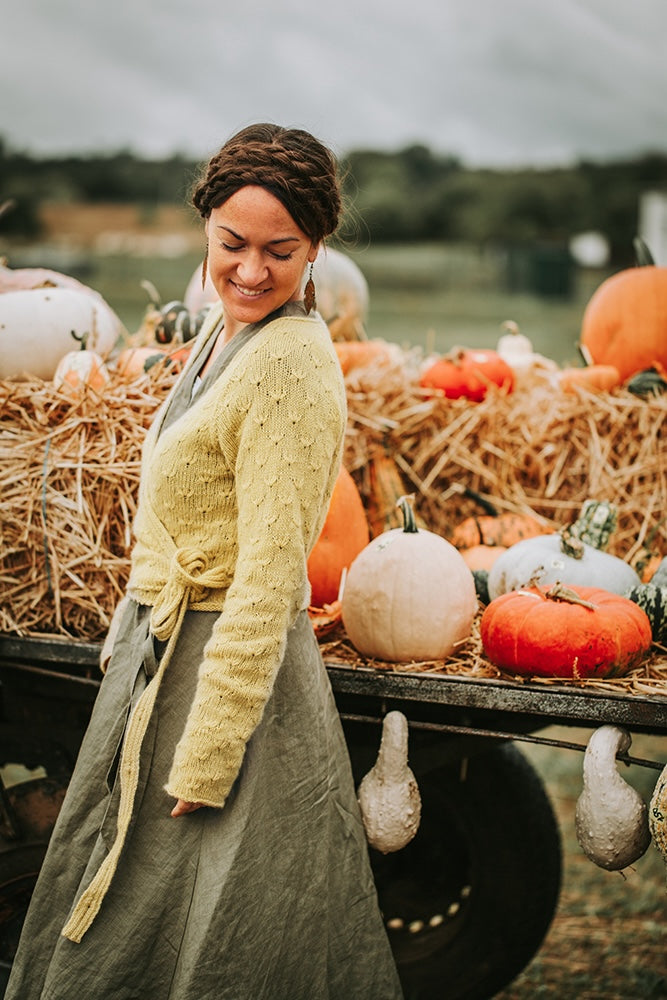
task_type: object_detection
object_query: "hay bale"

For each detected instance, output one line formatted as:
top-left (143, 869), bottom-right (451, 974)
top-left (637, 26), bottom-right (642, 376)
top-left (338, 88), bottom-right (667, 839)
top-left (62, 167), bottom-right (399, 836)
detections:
top-left (1, 346), bottom-right (666, 660)
top-left (0, 366), bottom-right (175, 639)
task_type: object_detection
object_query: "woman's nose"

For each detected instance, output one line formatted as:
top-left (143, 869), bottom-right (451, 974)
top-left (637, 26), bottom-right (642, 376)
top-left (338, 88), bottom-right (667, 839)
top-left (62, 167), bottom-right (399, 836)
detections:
top-left (236, 252), bottom-right (268, 286)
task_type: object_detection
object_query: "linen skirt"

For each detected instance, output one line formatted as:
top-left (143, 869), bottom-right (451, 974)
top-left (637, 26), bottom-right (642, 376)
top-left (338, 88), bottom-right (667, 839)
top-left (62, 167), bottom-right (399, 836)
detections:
top-left (6, 601), bottom-right (403, 1000)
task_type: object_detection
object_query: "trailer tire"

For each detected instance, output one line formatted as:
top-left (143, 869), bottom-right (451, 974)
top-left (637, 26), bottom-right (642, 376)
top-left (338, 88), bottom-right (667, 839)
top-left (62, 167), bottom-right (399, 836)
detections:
top-left (348, 734), bottom-right (561, 1000)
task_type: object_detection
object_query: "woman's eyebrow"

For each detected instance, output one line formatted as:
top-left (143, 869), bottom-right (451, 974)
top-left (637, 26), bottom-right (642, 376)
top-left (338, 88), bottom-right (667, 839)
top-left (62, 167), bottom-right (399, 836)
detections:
top-left (216, 225), bottom-right (301, 245)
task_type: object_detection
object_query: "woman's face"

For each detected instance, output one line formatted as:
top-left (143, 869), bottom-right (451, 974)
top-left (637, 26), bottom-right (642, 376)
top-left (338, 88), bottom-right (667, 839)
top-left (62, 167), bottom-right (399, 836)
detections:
top-left (205, 185), bottom-right (318, 338)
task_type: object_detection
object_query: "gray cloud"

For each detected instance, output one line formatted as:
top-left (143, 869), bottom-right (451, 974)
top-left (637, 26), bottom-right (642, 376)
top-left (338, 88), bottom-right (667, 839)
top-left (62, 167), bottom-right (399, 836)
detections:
top-left (2, 0), bottom-right (666, 165)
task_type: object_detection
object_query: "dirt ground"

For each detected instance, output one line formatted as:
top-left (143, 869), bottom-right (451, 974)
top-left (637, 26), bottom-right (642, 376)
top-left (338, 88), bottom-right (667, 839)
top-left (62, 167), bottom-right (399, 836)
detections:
top-left (495, 728), bottom-right (667, 999)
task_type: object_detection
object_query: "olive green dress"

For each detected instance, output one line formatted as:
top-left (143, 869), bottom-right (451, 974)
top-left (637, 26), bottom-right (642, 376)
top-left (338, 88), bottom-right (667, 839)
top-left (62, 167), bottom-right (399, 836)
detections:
top-left (6, 311), bottom-right (403, 1000)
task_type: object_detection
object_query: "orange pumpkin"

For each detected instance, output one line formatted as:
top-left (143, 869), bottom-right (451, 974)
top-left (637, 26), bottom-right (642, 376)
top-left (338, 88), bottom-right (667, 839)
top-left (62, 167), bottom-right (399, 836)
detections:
top-left (459, 544), bottom-right (507, 571)
top-left (307, 465), bottom-right (370, 607)
top-left (116, 346), bottom-right (170, 379)
top-left (557, 364), bottom-right (621, 394)
top-left (451, 512), bottom-right (552, 550)
top-left (420, 348), bottom-right (514, 402)
top-left (579, 265), bottom-right (667, 382)
top-left (481, 584), bottom-right (652, 679)
top-left (334, 339), bottom-right (392, 376)
top-left (53, 350), bottom-right (110, 397)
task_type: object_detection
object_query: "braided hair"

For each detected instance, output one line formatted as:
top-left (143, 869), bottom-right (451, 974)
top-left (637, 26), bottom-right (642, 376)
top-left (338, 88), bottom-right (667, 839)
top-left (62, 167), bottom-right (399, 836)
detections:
top-left (192, 124), bottom-right (342, 244)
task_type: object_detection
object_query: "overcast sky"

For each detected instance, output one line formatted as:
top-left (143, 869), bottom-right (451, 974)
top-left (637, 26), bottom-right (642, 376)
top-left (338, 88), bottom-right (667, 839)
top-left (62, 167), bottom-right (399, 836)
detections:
top-left (2, 0), bottom-right (666, 167)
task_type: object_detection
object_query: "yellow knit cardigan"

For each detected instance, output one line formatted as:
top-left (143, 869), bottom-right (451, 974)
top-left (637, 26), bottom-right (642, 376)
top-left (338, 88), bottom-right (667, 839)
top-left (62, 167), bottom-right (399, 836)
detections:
top-left (62, 304), bottom-right (346, 942)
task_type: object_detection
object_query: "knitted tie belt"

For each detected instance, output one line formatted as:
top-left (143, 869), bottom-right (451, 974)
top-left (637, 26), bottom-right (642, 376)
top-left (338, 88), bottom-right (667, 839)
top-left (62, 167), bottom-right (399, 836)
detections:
top-left (62, 547), bottom-right (231, 943)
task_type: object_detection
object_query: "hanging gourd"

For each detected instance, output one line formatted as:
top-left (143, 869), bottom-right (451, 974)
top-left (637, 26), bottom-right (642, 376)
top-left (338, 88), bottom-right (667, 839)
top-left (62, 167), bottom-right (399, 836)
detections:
top-left (53, 348), bottom-right (110, 398)
top-left (624, 556), bottom-right (667, 644)
top-left (575, 725), bottom-right (651, 871)
top-left (307, 465), bottom-right (370, 608)
top-left (579, 240), bottom-right (667, 382)
top-left (341, 495), bottom-right (477, 662)
top-left (480, 584), bottom-right (652, 679)
top-left (648, 763), bottom-right (667, 870)
top-left (357, 711), bottom-right (421, 854)
top-left (420, 347), bottom-right (514, 402)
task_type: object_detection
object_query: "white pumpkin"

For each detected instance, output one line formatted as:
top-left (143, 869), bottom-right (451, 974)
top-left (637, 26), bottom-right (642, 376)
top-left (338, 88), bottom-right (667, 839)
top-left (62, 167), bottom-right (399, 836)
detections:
top-left (487, 531), bottom-right (641, 601)
top-left (341, 496), bottom-right (477, 662)
top-left (0, 287), bottom-right (122, 380)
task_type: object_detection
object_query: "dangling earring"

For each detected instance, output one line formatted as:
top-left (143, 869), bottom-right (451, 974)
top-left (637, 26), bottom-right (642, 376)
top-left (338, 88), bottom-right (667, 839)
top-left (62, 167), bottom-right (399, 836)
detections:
top-left (201, 247), bottom-right (208, 291)
top-left (304, 262), bottom-right (316, 313)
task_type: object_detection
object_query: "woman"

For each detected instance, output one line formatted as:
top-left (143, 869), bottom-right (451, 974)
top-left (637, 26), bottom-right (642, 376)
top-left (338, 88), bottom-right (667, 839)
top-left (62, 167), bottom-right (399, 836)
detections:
top-left (6, 124), bottom-right (403, 1000)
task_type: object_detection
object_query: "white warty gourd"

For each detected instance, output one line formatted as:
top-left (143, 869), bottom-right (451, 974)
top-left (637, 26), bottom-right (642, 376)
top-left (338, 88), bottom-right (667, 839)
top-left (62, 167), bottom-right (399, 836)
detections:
top-left (575, 725), bottom-right (651, 871)
top-left (357, 711), bottom-right (421, 854)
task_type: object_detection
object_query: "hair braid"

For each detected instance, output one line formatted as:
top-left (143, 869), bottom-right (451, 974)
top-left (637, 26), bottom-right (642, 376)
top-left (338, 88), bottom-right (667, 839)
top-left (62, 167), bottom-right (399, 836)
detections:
top-left (192, 124), bottom-right (341, 243)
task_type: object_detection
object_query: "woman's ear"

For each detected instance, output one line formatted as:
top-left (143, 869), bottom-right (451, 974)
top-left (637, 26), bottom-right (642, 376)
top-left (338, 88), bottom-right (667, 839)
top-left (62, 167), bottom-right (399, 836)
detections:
top-left (308, 242), bottom-right (321, 264)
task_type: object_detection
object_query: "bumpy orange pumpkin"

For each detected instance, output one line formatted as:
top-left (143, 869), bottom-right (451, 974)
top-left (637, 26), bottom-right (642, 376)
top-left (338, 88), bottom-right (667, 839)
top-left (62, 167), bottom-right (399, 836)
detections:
top-left (481, 584), bottom-right (652, 679)
top-left (307, 465), bottom-right (369, 607)
top-left (451, 512), bottom-right (552, 550)
top-left (579, 265), bottom-right (667, 382)
top-left (420, 348), bottom-right (514, 402)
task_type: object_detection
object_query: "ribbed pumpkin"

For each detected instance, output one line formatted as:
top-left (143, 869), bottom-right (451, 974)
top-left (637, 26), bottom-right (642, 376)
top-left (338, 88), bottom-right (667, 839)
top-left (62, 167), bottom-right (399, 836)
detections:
top-left (420, 348), bottom-right (514, 402)
top-left (341, 496), bottom-right (477, 662)
top-left (307, 465), bottom-right (369, 607)
top-left (579, 265), bottom-right (667, 382)
top-left (450, 511), bottom-right (552, 550)
top-left (481, 584), bottom-right (652, 679)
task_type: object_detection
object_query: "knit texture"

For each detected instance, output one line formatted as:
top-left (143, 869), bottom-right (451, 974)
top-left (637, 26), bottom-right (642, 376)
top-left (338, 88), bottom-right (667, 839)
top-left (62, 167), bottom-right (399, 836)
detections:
top-left (129, 306), bottom-right (346, 807)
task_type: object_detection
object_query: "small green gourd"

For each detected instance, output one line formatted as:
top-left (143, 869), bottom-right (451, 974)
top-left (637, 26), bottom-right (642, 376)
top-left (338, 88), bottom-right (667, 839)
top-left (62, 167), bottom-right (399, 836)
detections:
top-left (625, 556), bottom-right (667, 644)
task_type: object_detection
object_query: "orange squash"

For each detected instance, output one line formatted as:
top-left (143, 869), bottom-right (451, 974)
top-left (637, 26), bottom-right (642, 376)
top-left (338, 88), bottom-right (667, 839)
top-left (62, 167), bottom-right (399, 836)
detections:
top-left (334, 339), bottom-right (392, 376)
top-left (579, 265), bottom-right (667, 382)
top-left (307, 465), bottom-right (370, 607)
top-left (557, 364), bottom-right (621, 394)
top-left (116, 346), bottom-right (170, 379)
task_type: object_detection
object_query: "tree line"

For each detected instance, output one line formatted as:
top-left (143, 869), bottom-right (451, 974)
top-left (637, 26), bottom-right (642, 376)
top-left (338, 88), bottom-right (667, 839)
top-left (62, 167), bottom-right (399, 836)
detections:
top-left (1, 137), bottom-right (666, 265)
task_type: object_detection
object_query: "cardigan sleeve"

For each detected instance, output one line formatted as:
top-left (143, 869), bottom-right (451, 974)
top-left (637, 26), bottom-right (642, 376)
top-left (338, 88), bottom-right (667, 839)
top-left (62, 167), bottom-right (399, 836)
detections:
top-left (165, 326), bottom-right (345, 807)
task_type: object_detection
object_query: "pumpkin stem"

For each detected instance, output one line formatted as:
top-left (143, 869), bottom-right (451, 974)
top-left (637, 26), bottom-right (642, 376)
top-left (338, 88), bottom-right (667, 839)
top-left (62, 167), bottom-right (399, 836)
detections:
top-left (633, 236), bottom-right (656, 267)
top-left (396, 494), bottom-right (419, 533)
top-left (545, 582), bottom-right (598, 610)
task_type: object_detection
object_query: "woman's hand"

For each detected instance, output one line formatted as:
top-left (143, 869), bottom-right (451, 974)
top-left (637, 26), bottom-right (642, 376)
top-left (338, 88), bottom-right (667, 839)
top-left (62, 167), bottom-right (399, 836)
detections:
top-left (171, 798), bottom-right (205, 817)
